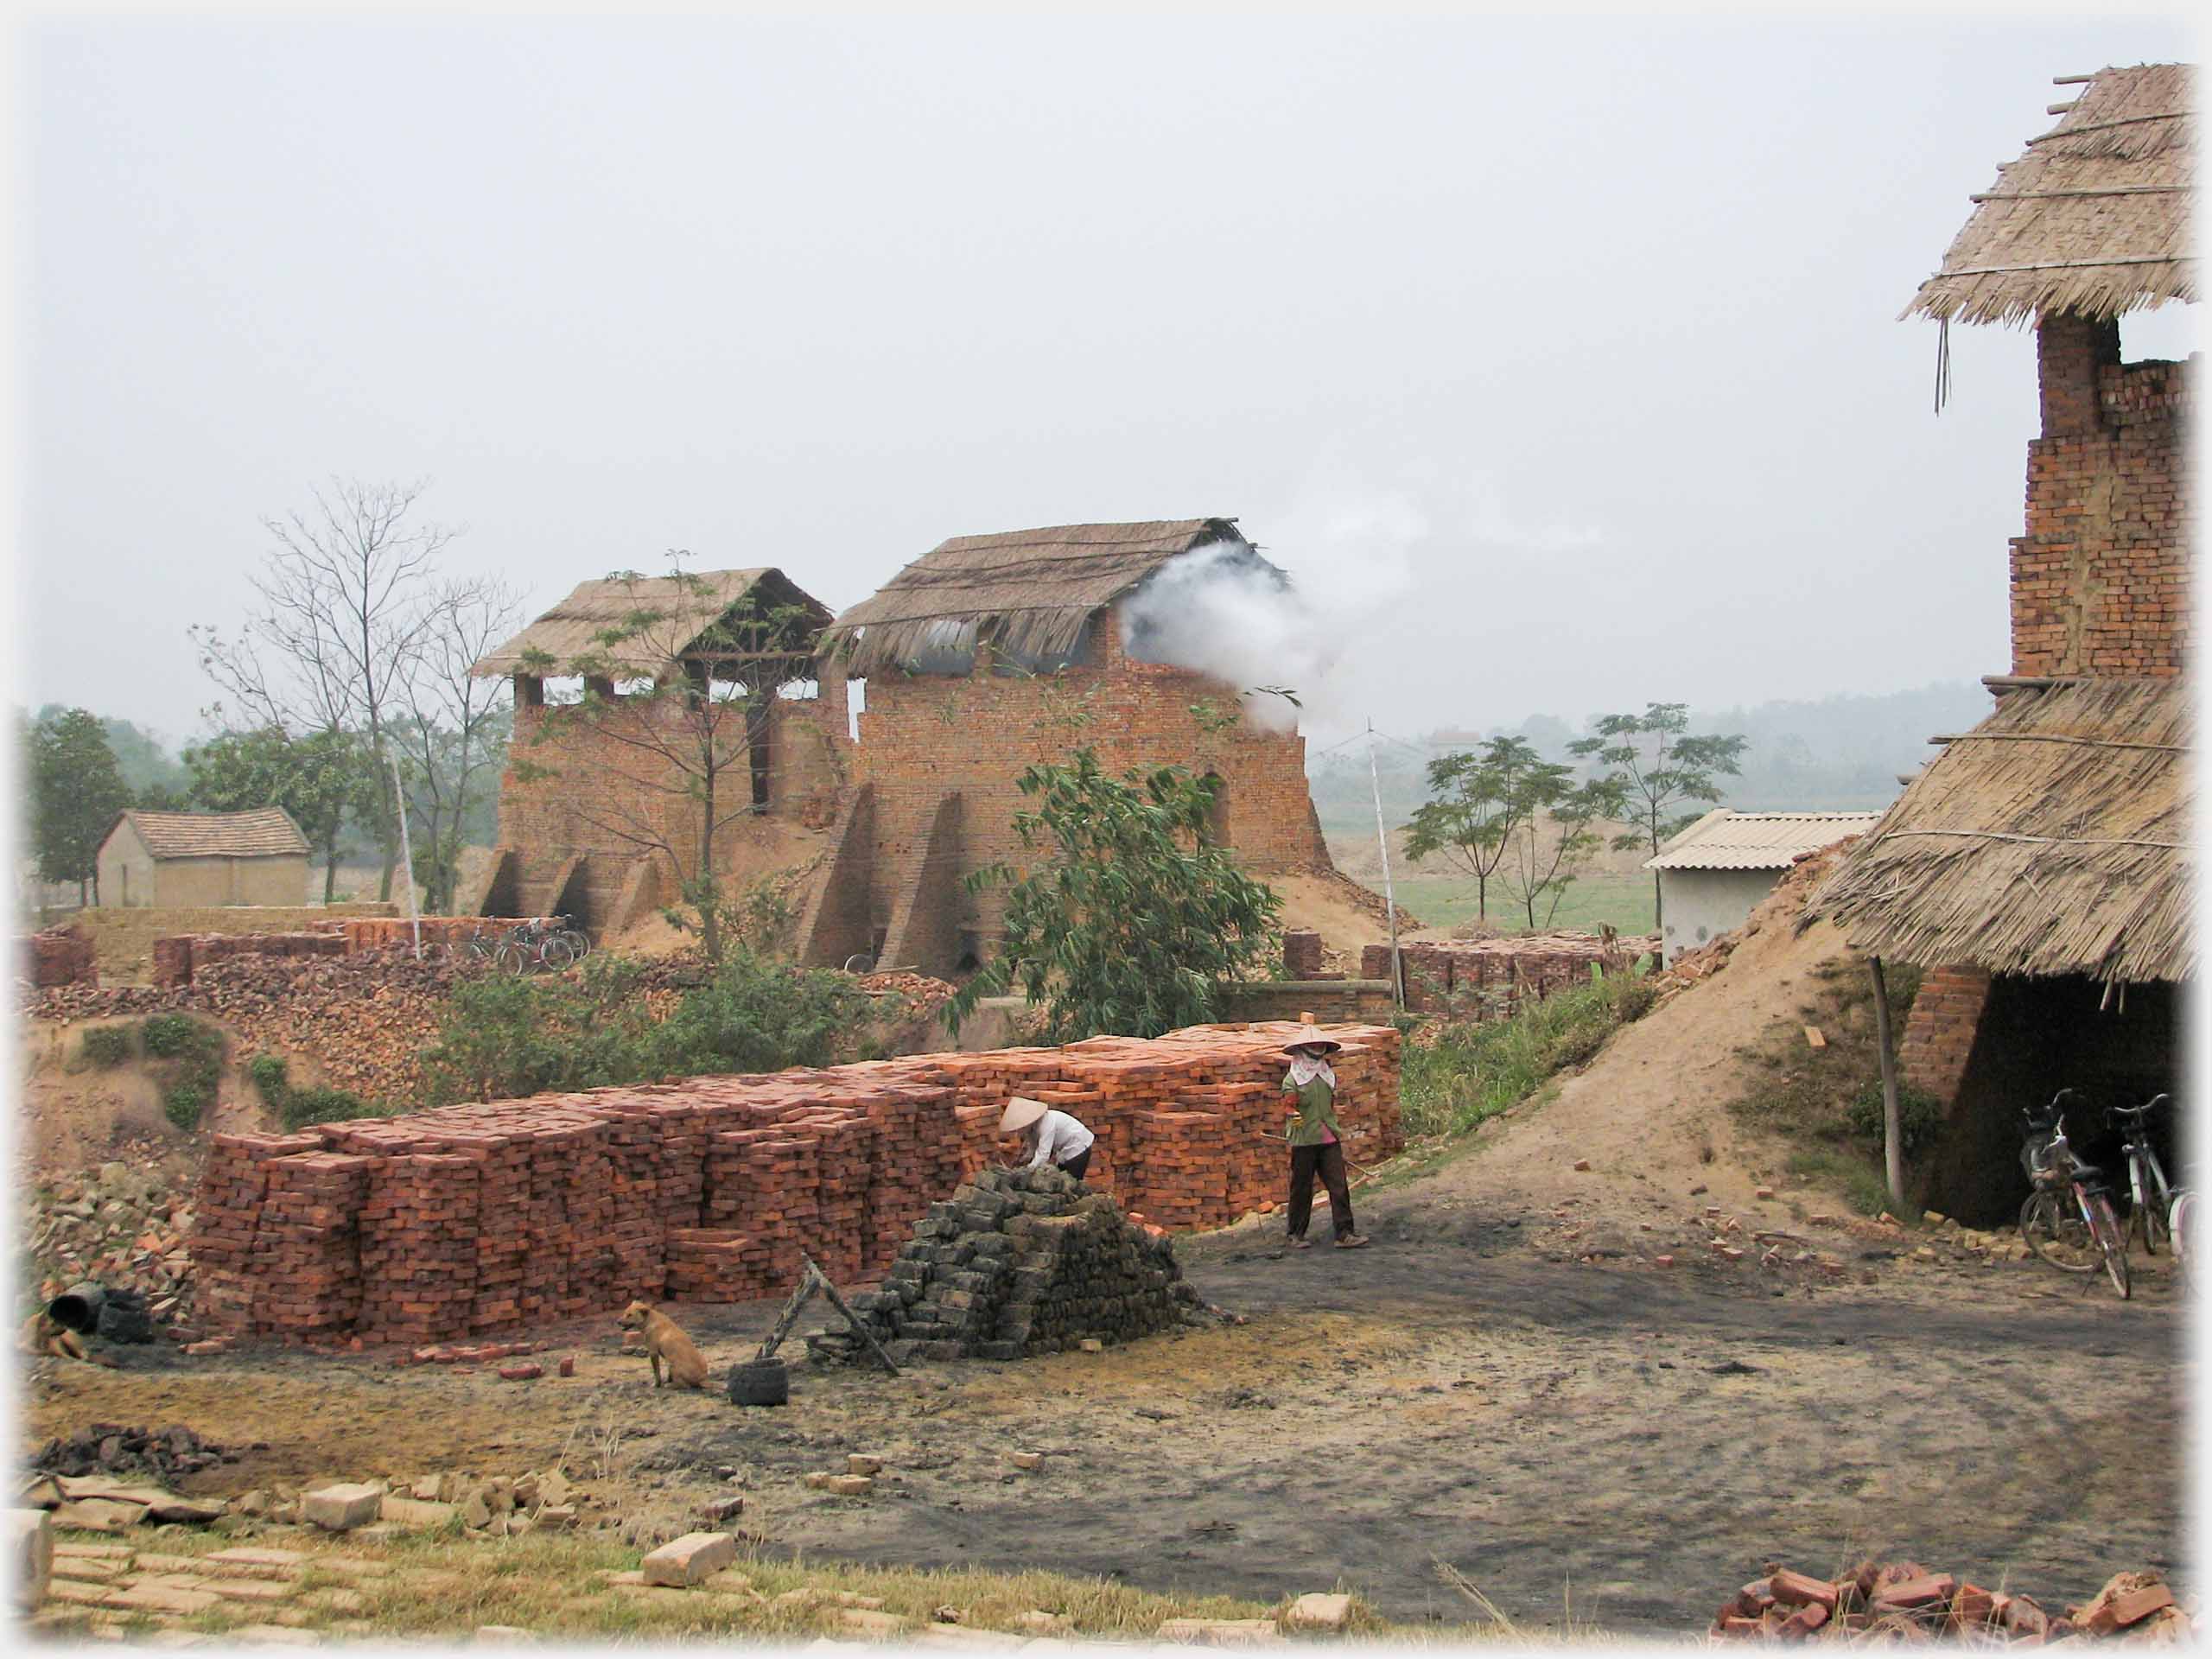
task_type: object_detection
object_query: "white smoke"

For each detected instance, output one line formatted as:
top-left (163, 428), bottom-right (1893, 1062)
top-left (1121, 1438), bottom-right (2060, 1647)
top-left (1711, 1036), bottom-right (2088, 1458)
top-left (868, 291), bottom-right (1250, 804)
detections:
top-left (1119, 541), bottom-right (1323, 732)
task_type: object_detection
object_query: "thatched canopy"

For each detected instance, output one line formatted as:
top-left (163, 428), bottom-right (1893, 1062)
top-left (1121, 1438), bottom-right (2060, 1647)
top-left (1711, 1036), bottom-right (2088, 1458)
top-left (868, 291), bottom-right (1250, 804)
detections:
top-left (1905, 62), bottom-right (2195, 326)
top-left (822, 518), bottom-right (1266, 677)
top-left (471, 569), bottom-right (833, 680)
top-left (1800, 679), bottom-right (2190, 983)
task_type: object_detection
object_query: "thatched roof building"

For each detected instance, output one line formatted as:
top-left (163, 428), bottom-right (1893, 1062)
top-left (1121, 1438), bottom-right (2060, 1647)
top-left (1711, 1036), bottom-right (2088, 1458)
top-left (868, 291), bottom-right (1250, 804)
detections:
top-left (1801, 679), bottom-right (2189, 984)
top-left (1905, 61), bottom-right (2194, 327)
top-left (471, 569), bottom-right (832, 680)
top-left (822, 518), bottom-right (1278, 677)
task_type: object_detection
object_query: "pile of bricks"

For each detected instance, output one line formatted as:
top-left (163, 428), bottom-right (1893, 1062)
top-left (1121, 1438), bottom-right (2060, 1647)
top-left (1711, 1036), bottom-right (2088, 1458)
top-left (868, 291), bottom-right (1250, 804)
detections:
top-left (1713, 1561), bottom-right (2190, 1644)
top-left (188, 1020), bottom-right (1399, 1347)
top-left (817, 1163), bottom-right (1199, 1363)
top-left (21, 925), bottom-right (99, 988)
top-left (1281, 930), bottom-right (1326, 979)
top-left (150, 929), bottom-right (348, 988)
top-left (1362, 933), bottom-right (1657, 1019)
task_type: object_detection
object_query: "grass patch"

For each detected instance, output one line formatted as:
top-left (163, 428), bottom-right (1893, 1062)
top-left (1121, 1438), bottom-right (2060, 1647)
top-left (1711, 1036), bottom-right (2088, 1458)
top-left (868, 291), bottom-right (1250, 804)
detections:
top-left (79, 1024), bottom-right (137, 1068)
top-left (246, 1052), bottom-right (397, 1130)
top-left (1724, 957), bottom-right (1925, 1216)
top-left (1386, 872), bottom-right (1656, 937)
top-left (42, 1524), bottom-right (1469, 1643)
top-left (1400, 969), bottom-right (1657, 1141)
top-left (137, 1013), bottom-right (225, 1133)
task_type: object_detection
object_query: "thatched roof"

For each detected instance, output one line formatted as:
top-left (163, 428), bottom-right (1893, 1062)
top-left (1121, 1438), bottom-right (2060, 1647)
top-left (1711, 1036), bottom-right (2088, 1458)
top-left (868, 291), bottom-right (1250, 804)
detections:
top-left (1647, 810), bottom-right (1884, 872)
top-left (821, 518), bottom-right (1262, 677)
top-left (106, 808), bottom-right (309, 861)
top-left (1799, 679), bottom-right (2190, 983)
top-left (1905, 62), bottom-right (2196, 326)
top-left (471, 569), bottom-right (832, 679)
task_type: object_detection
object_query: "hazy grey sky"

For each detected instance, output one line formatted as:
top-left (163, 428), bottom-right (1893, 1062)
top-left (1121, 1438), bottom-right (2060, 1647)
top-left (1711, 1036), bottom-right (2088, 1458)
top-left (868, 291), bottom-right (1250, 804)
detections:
top-left (16, 13), bottom-right (2200, 753)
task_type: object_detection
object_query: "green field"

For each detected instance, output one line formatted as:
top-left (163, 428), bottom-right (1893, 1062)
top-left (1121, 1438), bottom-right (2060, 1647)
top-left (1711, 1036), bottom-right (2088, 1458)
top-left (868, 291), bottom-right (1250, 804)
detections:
top-left (1381, 871), bottom-right (1657, 937)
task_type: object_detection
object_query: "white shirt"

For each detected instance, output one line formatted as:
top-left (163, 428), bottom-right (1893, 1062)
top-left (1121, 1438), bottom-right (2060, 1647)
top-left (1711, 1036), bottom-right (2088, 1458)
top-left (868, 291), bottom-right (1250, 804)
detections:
top-left (1025, 1109), bottom-right (1095, 1171)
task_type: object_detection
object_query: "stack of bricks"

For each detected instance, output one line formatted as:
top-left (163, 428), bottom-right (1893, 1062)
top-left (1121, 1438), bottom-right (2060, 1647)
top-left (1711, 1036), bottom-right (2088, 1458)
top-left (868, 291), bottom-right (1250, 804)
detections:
top-left (21, 925), bottom-right (98, 988)
top-left (1361, 934), bottom-right (1659, 1019)
top-left (190, 1020), bottom-right (1399, 1347)
top-left (1281, 929), bottom-right (1325, 979)
top-left (817, 1164), bottom-right (1200, 1364)
top-left (340, 917), bottom-right (537, 953)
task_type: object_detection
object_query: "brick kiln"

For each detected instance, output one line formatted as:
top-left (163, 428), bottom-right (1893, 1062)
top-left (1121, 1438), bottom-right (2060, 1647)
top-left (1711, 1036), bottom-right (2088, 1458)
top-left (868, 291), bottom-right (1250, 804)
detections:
top-left (809, 1166), bottom-right (1200, 1364)
top-left (190, 1020), bottom-right (1400, 1348)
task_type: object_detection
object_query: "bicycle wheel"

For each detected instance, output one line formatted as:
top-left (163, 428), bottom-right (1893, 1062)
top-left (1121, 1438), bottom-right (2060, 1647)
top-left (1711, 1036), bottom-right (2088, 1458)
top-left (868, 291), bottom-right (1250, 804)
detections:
top-left (495, 941), bottom-right (531, 976)
top-left (2088, 1192), bottom-right (2132, 1300)
top-left (2140, 1158), bottom-right (2173, 1255)
top-left (540, 936), bottom-right (578, 971)
top-left (2020, 1190), bottom-right (2097, 1273)
top-left (560, 929), bottom-right (591, 962)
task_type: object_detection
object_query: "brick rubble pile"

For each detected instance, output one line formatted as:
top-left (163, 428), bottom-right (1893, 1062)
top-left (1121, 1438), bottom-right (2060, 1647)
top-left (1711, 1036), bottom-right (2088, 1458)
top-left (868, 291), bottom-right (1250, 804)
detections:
top-left (1363, 932), bottom-right (1658, 1018)
top-left (188, 1020), bottom-right (1399, 1348)
top-left (27, 1163), bottom-right (199, 1328)
top-left (30, 1424), bottom-right (233, 1484)
top-left (813, 1164), bottom-right (1198, 1363)
top-left (1713, 1560), bottom-right (2191, 1644)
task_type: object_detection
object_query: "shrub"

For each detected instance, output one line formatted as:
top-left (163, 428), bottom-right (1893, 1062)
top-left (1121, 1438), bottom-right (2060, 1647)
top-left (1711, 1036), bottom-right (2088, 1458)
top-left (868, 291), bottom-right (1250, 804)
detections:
top-left (79, 1025), bottom-right (136, 1068)
top-left (143, 1013), bottom-right (215, 1059)
top-left (164, 1083), bottom-right (206, 1132)
top-left (1400, 967), bottom-right (1656, 1141)
top-left (246, 1051), bottom-right (386, 1129)
top-left (247, 1052), bottom-right (290, 1101)
top-left (1845, 1079), bottom-right (1947, 1160)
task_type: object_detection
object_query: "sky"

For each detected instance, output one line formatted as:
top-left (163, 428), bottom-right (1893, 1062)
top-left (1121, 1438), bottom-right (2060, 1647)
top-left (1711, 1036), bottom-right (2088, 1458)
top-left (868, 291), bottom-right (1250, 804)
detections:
top-left (11, 11), bottom-right (2202, 755)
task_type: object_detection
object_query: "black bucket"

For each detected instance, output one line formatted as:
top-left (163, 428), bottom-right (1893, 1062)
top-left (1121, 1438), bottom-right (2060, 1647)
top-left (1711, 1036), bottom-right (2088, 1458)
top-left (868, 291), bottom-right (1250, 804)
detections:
top-left (728, 1357), bottom-right (789, 1407)
top-left (48, 1282), bottom-right (106, 1335)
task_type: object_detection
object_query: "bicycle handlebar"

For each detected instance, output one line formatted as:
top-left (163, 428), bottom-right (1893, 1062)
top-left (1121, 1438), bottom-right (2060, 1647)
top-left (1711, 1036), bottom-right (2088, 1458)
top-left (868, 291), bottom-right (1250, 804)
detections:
top-left (2111, 1093), bottom-right (2170, 1120)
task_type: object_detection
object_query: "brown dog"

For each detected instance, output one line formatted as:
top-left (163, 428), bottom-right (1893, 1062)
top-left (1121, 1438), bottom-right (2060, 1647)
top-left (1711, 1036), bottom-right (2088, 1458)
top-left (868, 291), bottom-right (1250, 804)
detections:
top-left (617, 1301), bottom-right (709, 1389)
top-left (19, 1312), bottom-right (118, 1368)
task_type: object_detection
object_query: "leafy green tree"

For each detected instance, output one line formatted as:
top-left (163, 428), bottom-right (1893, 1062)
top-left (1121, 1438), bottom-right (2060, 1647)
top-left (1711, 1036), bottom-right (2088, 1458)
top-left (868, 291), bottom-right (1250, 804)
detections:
top-left (1569, 702), bottom-right (1747, 928)
top-left (34, 708), bottom-right (194, 802)
top-left (942, 749), bottom-right (1283, 1042)
top-left (1402, 735), bottom-right (1552, 921)
top-left (1498, 776), bottom-right (1622, 930)
top-left (27, 708), bottom-right (133, 904)
top-left (185, 726), bottom-right (373, 901)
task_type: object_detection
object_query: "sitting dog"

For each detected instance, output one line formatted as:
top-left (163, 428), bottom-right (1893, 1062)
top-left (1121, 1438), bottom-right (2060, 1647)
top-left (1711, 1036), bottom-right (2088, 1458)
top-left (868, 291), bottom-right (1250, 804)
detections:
top-left (19, 1311), bottom-right (118, 1368)
top-left (617, 1300), bottom-right (709, 1389)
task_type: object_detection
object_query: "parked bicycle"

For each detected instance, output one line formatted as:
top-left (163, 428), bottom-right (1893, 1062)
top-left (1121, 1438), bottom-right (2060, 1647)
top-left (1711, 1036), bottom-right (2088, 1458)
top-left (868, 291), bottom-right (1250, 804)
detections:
top-left (496, 915), bottom-right (591, 976)
top-left (2110, 1092), bottom-right (2174, 1255)
top-left (2018, 1090), bottom-right (2131, 1300)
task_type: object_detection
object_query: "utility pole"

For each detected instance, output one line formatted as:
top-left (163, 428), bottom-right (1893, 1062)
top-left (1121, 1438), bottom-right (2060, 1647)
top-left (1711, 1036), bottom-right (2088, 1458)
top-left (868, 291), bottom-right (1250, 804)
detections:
top-left (1366, 720), bottom-right (1402, 1013)
top-left (389, 749), bottom-right (422, 961)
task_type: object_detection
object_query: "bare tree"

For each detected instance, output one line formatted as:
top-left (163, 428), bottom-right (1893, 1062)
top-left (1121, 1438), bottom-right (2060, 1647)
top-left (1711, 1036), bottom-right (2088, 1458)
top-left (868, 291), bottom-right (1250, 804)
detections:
top-left (392, 576), bottom-right (525, 912)
top-left (516, 560), bottom-right (820, 963)
top-left (190, 478), bottom-right (461, 900)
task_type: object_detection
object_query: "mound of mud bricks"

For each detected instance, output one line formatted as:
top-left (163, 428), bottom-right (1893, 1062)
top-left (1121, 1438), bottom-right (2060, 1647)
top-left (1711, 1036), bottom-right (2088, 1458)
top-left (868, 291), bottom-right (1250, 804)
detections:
top-left (21, 925), bottom-right (98, 988)
top-left (1362, 934), bottom-right (1661, 1018)
top-left (817, 1164), bottom-right (1198, 1364)
top-left (190, 1020), bottom-right (1399, 1348)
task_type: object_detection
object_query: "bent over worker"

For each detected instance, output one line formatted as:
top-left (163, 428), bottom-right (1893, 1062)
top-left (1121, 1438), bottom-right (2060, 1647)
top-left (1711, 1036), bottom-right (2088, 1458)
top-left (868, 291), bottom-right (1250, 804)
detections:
top-left (1000, 1096), bottom-right (1095, 1181)
top-left (1281, 1031), bottom-right (1368, 1249)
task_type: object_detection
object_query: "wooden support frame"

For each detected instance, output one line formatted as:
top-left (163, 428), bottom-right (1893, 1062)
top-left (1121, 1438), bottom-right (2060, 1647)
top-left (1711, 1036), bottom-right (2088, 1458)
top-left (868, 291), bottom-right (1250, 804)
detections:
top-left (755, 1253), bottom-right (901, 1375)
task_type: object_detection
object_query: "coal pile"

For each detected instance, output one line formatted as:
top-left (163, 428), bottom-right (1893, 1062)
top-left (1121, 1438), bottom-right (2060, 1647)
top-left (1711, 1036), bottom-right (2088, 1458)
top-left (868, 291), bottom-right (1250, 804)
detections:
top-left (812, 1166), bottom-right (1201, 1365)
top-left (30, 1423), bottom-right (235, 1483)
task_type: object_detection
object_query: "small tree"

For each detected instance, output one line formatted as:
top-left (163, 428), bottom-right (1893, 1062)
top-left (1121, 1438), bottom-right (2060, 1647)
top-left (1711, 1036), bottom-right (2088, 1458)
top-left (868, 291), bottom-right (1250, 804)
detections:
top-left (517, 562), bottom-right (821, 964)
top-left (185, 725), bottom-right (372, 901)
top-left (1569, 702), bottom-right (1746, 928)
top-left (28, 709), bottom-right (133, 905)
top-left (1498, 777), bottom-right (1621, 930)
top-left (1402, 735), bottom-right (1550, 921)
top-left (942, 748), bottom-right (1282, 1043)
top-left (391, 577), bottom-right (524, 912)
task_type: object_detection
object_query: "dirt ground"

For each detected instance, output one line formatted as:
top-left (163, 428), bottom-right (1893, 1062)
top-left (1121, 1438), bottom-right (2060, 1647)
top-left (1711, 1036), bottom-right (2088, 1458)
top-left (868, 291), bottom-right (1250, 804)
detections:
top-left (22, 1174), bottom-right (2185, 1639)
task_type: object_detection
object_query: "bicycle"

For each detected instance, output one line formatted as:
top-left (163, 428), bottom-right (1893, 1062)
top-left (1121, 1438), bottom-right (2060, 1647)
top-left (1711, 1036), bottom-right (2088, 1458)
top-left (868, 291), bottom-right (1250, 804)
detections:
top-left (496, 915), bottom-right (591, 975)
top-left (2110, 1092), bottom-right (2174, 1255)
top-left (2018, 1092), bottom-right (2131, 1300)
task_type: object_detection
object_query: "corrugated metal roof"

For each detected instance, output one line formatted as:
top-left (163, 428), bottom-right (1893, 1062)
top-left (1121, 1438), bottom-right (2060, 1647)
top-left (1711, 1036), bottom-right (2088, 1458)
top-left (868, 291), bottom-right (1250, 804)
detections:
top-left (109, 808), bottom-right (310, 861)
top-left (1645, 810), bottom-right (1883, 872)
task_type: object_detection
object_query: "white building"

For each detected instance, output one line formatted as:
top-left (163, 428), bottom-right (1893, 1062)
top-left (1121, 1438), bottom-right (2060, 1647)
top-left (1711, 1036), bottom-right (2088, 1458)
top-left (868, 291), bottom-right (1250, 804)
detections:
top-left (1645, 810), bottom-right (1881, 964)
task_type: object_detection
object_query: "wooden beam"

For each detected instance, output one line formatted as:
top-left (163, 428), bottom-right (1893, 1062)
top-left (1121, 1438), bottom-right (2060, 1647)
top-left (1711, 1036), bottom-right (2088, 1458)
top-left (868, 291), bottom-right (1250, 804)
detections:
top-left (1869, 957), bottom-right (1905, 1211)
top-left (2026, 110), bottom-right (2187, 143)
top-left (2047, 102), bottom-right (2079, 115)
top-left (1982, 674), bottom-right (2090, 691)
top-left (2051, 73), bottom-right (2098, 85)
top-left (1971, 186), bottom-right (2189, 202)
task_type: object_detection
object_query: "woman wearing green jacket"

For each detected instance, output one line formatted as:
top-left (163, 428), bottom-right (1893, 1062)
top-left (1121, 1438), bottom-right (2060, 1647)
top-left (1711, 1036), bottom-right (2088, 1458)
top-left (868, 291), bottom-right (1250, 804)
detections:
top-left (1281, 1031), bottom-right (1369, 1250)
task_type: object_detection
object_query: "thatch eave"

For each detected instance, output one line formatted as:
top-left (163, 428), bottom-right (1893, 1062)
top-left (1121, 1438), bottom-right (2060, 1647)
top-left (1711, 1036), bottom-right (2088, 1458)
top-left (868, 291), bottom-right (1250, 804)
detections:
top-left (471, 568), bottom-right (834, 680)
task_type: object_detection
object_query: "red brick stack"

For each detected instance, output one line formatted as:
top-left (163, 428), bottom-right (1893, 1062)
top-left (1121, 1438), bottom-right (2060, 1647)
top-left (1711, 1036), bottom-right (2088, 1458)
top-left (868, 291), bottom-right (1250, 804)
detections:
top-left (192, 1020), bottom-right (1401, 1346)
top-left (22, 925), bottom-right (98, 988)
top-left (1362, 934), bottom-right (1658, 1019)
top-left (1281, 929), bottom-right (1325, 978)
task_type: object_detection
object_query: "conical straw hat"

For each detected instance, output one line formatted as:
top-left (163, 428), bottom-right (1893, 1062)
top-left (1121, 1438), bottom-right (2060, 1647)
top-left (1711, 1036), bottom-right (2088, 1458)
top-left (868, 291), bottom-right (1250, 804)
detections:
top-left (999, 1096), bottom-right (1049, 1135)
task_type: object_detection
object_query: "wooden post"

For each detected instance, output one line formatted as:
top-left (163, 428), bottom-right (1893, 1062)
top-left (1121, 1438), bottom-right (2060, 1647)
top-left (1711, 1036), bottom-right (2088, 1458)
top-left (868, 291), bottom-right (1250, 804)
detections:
top-left (1365, 721), bottom-right (1402, 1013)
top-left (1869, 956), bottom-right (1904, 1209)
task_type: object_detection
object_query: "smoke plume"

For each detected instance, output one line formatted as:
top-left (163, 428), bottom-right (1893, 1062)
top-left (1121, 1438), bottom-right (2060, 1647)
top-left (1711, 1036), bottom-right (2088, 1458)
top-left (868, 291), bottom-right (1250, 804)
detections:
top-left (1118, 541), bottom-right (1325, 732)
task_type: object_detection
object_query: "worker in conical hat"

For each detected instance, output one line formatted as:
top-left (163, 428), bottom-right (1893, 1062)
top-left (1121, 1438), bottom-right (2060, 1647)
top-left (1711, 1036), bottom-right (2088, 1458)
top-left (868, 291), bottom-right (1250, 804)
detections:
top-left (1281, 1022), bottom-right (1367, 1250)
top-left (1000, 1096), bottom-right (1096, 1182)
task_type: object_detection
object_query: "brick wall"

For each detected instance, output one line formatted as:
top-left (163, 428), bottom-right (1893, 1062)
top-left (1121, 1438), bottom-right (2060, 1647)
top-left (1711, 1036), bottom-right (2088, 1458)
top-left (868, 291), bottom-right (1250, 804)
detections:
top-left (192, 1020), bottom-right (1403, 1346)
top-left (1220, 980), bottom-right (1395, 1025)
top-left (1898, 965), bottom-right (1992, 1105)
top-left (2012, 321), bottom-right (2192, 677)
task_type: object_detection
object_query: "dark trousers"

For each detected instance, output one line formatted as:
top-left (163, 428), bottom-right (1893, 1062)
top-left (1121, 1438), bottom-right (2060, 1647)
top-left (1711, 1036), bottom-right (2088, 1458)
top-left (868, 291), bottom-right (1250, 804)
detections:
top-left (1058, 1147), bottom-right (1091, 1182)
top-left (1287, 1142), bottom-right (1354, 1240)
